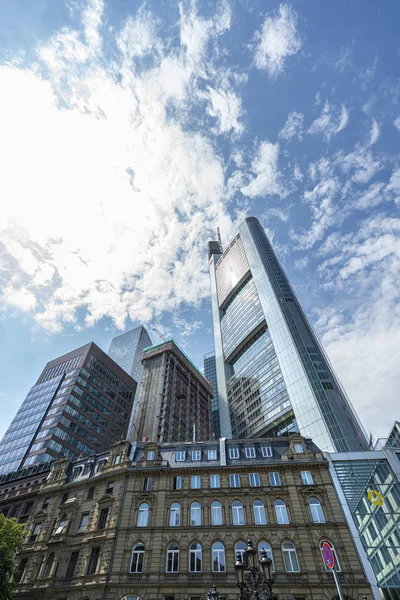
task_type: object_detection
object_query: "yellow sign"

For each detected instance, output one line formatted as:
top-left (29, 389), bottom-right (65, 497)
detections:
top-left (368, 489), bottom-right (383, 506)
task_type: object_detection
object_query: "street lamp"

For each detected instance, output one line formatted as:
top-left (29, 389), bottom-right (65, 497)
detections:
top-left (234, 538), bottom-right (274, 600)
top-left (206, 584), bottom-right (220, 600)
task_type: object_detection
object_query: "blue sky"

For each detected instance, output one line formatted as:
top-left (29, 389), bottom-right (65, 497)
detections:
top-left (0, 0), bottom-right (399, 442)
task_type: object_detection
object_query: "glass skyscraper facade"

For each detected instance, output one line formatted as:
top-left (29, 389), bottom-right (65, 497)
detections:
top-left (203, 351), bottom-right (221, 438)
top-left (108, 326), bottom-right (152, 439)
top-left (328, 430), bottom-right (400, 600)
top-left (0, 344), bottom-right (137, 475)
top-left (209, 216), bottom-right (367, 452)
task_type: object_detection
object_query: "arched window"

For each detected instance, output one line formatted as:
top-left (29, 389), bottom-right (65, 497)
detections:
top-left (320, 541), bottom-right (341, 572)
top-left (211, 501), bottom-right (223, 526)
top-left (169, 502), bottom-right (181, 527)
top-left (235, 541), bottom-right (247, 561)
top-left (189, 542), bottom-right (202, 572)
top-left (137, 503), bottom-right (149, 527)
top-left (190, 501), bottom-right (201, 526)
top-left (309, 498), bottom-right (326, 523)
top-left (253, 500), bottom-right (267, 525)
top-left (232, 500), bottom-right (245, 525)
top-left (130, 543), bottom-right (145, 573)
top-left (166, 543), bottom-right (180, 572)
top-left (44, 553), bottom-right (55, 578)
top-left (121, 597), bottom-right (142, 600)
top-left (274, 499), bottom-right (289, 524)
top-left (282, 542), bottom-right (300, 572)
top-left (212, 542), bottom-right (226, 572)
top-left (258, 541), bottom-right (274, 572)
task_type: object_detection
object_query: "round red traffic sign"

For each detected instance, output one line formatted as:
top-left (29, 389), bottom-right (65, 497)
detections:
top-left (322, 542), bottom-right (335, 570)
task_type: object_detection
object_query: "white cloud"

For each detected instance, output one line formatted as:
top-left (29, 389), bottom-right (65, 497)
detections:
top-left (368, 119), bottom-right (380, 146)
top-left (278, 111), bottom-right (303, 140)
top-left (336, 144), bottom-right (382, 184)
top-left (205, 85), bottom-right (244, 135)
top-left (0, 1), bottom-right (241, 332)
top-left (394, 116), bottom-right (400, 131)
top-left (241, 141), bottom-right (286, 198)
top-left (253, 4), bottom-right (302, 77)
top-left (307, 101), bottom-right (349, 141)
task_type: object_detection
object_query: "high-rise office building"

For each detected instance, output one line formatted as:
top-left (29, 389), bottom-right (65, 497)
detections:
top-left (134, 340), bottom-right (213, 443)
top-left (0, 343), bottom-right (137, 474)
top-left (108, 326), bottom-right (152, 438)
top-left (209, 216), bottom-right (367, 453)
top-left (203, 351), bottom-right (221, 438)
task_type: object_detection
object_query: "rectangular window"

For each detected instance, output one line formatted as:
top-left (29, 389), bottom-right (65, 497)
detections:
top-left (208, 449), bottom-right (217, 460)
top-left (172, 476), bottom-right (182, 490)
top-left (192, 450), bottom-right (201, 461)
top-left (87, 547), bottom-right (100, 575)
top-left (210, 474), bottom-right (220, 489)
top-left (229, 448), bottom-right (239, 459)
top-left (61, 493), bottom-right (69, 504)
top-left (77, 513), bottom-right (89, 534)
top-left (106, 482), bottom-right (114, 495)
top-left (230, 474), bottom-right (240, 488)
top-left (42, 498), bottom-right (50, 509)
top-left (65, 551), bottom-right (79, 579)
top-left (245, 447), bottom-right (256, 458)
top-left (249, 473), bottom-right (261, 487)
top-left (176, 451), bottom-right (186, 462)
top-left (29, 523), bottom-right (41, 542)
top-left (113, 454), bottom-right (121, 465)
top-left (191, 475), bottom-right (201, 489)
top-left (87, 487), bottom-right (95, 500)
top-left (262, 446), bottom-right (272, 458)
top-left (269, 472), bottom-right (281, 487)
top-left (97, 508), bottom-right (109, 530)
top-left (142, 477), bottom-right (153, 491)
top-left (301, 471), bottom-right (313, 485)
top-left (294, 444), bottom-right (304, 454)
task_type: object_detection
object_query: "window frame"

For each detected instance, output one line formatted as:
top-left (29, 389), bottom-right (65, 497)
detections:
top-left (130, 543), bottom-right (145, 573)
top-left (245, 447), bottom-right (256, 458)
top-left (189, 542), bottom-right (202, 572)
top-left (301, 471), bottom-right (313, 485)
top-left (169, 502), bottom-right (181, 527)
top-left (137, 503), bottom-right (149, 527)
top-left (269, 472), bottom-right (281, 487)
top-left (282, 541), bottom-right (300, 573)
top-left (253, 499), bottom-right (267, 525)
top-left (229, 473), bottom-right (240, 488)
top-left (309, 497), bottom-right (326, 523)
top-left (191, 475), bottom-right (201, 489)
top-left (176, 451), bottom-right (186, 462)
top-left (211, 500), bottom-right (223, 526)
top-left (77, 513), bottom-right (89, 534)
top-left (210, 474), bottom-right (220, 489)
top-left (190, 501), bottom-right (202, 526)
top-left (211, 542), bottom-right (226, 572)
top-left (261, 446), bottom-right (272, 458)
top-left (232, 500), bottom-right (245, 526)
top-left (208, 449), bottom-right (217, 460)
top-left (166, 543), bottom-right (180, 573)
top-left (274, 499), bottom-right (289, 524)
top-left (249, 473), bottom-right (261, 487)
top-left (172, 476), bottom-right (182, 490)
top-left (191, 450), bottom-right (201, 461)
top-left (229, 448), bottom-right (239, 459)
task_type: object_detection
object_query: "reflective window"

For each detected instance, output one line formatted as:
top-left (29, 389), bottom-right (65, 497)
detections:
top-left (229, 448), bottom-right (239, 459)
top-left (211, 501), bottom-right (223, 526)
top-left (137, 503), bottom-right (149, 527)
top-left (235, 541), bottom-right (246, 561)
top-left (147, 451), bottom-right (155, 461)
top-left (253, 500), bottom-right (267, 525)
top-left (192, 450), bottom-right (201, 461)
top-left (169, 502), bottom-right (181, 527)
top-left (249, 473), bottom-right (260, 487)
top-left (245, 447), bottom-right (256, 458)
top-left (282, 542), bottom-right (300, 572)
top-left (176, 451), bottom-right (186, 462)
top-left (172, 476), bottom-right (182, 490)
top-left (258, 541), bottom-right (274, 572)
top-left (274, 499), bottom-right (289, 524)
top-left (166, 543), bottom-right (179, 573)
top-left (262, 446), bottom-right (272, 457)
top-left (77, 513), bottom-right (89, 534)
top-left (191, 502), bottom-right (201, 526)
top-left (301, 471), bottom-right (313, 485)
top-left (191, 475), bottom-right (201, 489)
top-left (208, 449), bottom-right (217, 460)
top-left (230, 474), bottom-right (240, 488)
top-left (309, 497), bottom-right (325, 523)
top-left (130, 543), bottom-right (145, 573)
top-left (212, 542), bottom-right (226, 572)
top-left (54, 514), bottom-right (67, 535)
top-left (294, 443), bottom-right (304, 454)
top-left (210, 474), bottom-right (220, 489)
top-left (269, 472), bottom-right (281, 487)
top-left (232, 500), bottom-right (245, 525)
top-left (189, 542), bottom-right (202, 572)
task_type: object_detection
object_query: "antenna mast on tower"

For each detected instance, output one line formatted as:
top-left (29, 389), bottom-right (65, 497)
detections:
top-left (217, 227), bottom-right (223, 253)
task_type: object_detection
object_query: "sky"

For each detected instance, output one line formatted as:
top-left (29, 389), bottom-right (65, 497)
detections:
top-left (0, 0), bottom-right (399, 443)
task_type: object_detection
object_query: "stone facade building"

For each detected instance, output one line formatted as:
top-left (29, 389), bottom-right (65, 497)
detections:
top-left (12, 436), bottom-right (372, 600)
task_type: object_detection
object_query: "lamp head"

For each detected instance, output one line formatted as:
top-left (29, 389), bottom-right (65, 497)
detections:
top-left (246, 538), bottom-right (257, 569)
top-left (234, 552), bottom-right (245, 584)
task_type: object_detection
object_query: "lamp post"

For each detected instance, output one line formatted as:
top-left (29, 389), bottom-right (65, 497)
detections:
top-left (206, 584), bottom-right (221, 600)
top-left (234, 538), bottom-right (274, 600)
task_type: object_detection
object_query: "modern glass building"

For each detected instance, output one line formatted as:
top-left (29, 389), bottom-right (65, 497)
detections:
top-left (328, 425), bottom-right (400, 600)
top-left (209, 216), bottom-right (367, 452)
top-left (203, 351), bottom-right (221, 439)
top-left (108, 326), bottom-right (152, 439)
top-left (0, 343), bottom-right (137, 475)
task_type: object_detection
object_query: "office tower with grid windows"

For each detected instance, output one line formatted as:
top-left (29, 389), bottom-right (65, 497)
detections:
top-left (134, 340), bottom-right (213, 443)
top-left (0, 343), bottom-right (137, 475)
top-left (108, 326), bottom-right (152, 439)
top-left (203, 351), bottom-right (221, 439)
top-left (209, 216), bottom-right (367, 453)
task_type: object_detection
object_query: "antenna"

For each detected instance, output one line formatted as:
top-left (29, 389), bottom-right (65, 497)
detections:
top-left (152, 327), bottom-right (166, 342)
top-left (217, 227), bottom-right (222, 252)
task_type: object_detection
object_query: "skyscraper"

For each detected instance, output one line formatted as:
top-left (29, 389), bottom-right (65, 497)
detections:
top-left (209, 216), bottom-right (367, 453)
top-left (134, 340), bottom-right (213, 442)
top-left (203, 351), bottom-right (221, 438)
top-left (0, 343), bottom-right (137, 474)
top-left (108, 326), bottom-right (152, 438)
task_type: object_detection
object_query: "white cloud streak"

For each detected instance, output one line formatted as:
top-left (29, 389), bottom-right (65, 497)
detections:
top-left (307, 101), bottom-right (349, 141)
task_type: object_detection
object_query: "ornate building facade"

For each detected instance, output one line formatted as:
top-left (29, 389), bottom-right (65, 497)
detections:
top-left (10, 436), bottom-right (372, 600)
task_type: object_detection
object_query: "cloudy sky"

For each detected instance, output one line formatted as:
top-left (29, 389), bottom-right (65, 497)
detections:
top-left (0, 0), bottom-right (399, 442)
